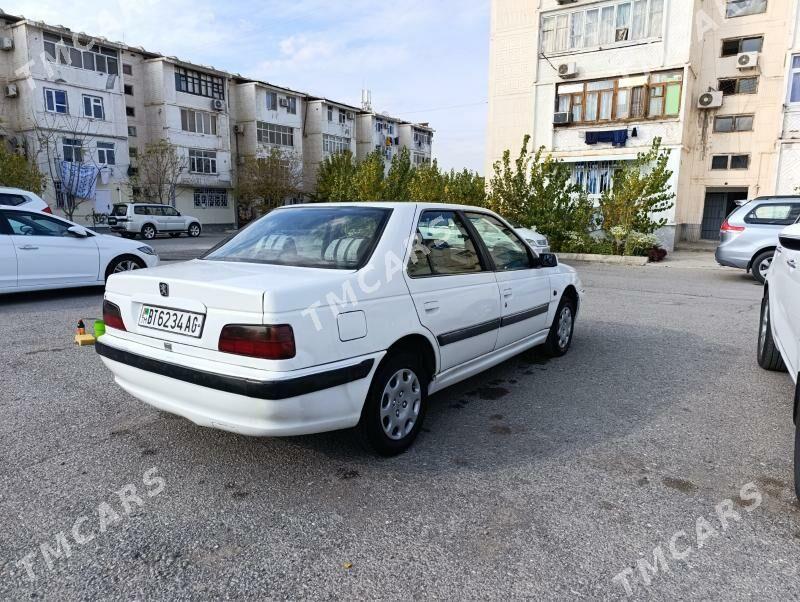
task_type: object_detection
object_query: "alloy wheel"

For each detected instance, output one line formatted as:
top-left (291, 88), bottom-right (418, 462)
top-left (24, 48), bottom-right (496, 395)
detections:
top-left (113, 260), bottom-right (141, 274)
top-left (759, 301), bottom-right (769, 357)
top-left (558, 306), bottom-right (573, 350)
top-left (379, 369), bottom-right (421, 441)
top-left (759, 256), bottom-right (773, 280)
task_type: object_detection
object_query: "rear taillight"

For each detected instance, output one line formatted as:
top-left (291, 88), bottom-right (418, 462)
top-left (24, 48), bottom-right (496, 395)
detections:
top-left (42, 206), bottom-right (52, 214)
top-left (103, 300), bottom-right (127, 331)
top-left (218, 324), bottom-right (295, 360)
top-left (720, 219), bottom-right (745, 233)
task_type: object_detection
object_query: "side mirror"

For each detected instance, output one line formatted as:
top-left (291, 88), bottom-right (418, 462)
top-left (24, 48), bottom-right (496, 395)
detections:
top-left (176, 211), bottom-right (182, 216)
top-left (67, 225), bottom-right (89, 238)
top-left (539, 252), bottom-right (558, 268)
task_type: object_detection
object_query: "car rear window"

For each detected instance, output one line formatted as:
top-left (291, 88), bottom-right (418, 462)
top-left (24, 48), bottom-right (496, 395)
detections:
top-left (203, 206), bottom-right (392, 269)
top-left (744, 203), bottom-right (800, 226)
top-left (111, 204), bottom-right (129, 216)
top-left (0, 193), bottom-right (28, 206)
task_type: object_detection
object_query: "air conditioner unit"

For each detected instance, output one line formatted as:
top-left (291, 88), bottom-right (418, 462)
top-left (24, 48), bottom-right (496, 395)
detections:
top-left (736, 51), bottom-right (759, 70)
top-left (346, 111), bottom-right (355, 120)
top-left (0, 37), bottom-right (13, 51)
top-left (4, 84), bottom-right (17, 98)
top-left (279, 98), bottom-right (289, 108)
top-left (553, 111), bottom-right (572, 125)
top-left (697, 90), bottom-right (723, 109)
top-left (211, 98), bottom-right (225, 111)
top-left (558, 62), bottom-right (577, 79)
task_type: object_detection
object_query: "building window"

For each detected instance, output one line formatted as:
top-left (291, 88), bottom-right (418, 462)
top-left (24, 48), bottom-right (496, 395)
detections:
top-left (542, 0), bottom-right (664, 54)
top-left (713, 114), bottom-right (754, 132)
top-left (718, 76), bottom-right (758, 95)
top-left (286, 96), bottom-right (297, 114)
top-left (82, 95), bottom-right (104, 119)
top-left (174, 66), bottom-right (225, 100)
top-left (44, 88), bottom-right (68, 114)
top-left (43, 33), bottom-right (119, 75)
top-left (97, 142), bottom-right (115, 165)
top-left (323, 134), bottom-right (350, 155)
top-left (62, 138), bottom-right (83, 163)
top-left (122, 63), bottom-right (133, 75)
top-left (189, 149), bottom-right (217, 174)
top-left (54, 181), bottom-right (66, 208)
top-left (180, 109), bottom-right (218, 135)
top-left (338, 109), bottom-right (347, 124)
top-left (412, 152), bottom-right (430, 166)
top-left (726, 0), bottom-right (767, 18)
top-left (266, 91), bottom-right (278, 111)
top-left (711, 154), bottom-right (750, 169)
top-left (789, 55), bottom-right (800, 103)
top-left (721, 36), bottom-right (763, 57)
top-left (414, 130), bottom-right (432, 146)
top-left (126, 106), bottom-right (135, 117)
top-left (124, 84), bottom-right (133, 96)
top-left (556, 70), bottom-right (681, 124)
top-left (128, 126), bottom-right (137, 137)
top-left (194, 187), bottom-right (228, 208)
top-left (328, 106), bottom-right (334, 122)
top-left (129, 147), bottom-right (138, 158)
top-left (257, 122), bottom-right (294, 147)
top-left (570, 161), bottom-right (621, 195)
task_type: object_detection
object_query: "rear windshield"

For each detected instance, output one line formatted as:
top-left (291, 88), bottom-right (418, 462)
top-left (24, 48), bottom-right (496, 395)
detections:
top-left (111, 204), bottom-right (129, 216)
top-left (0, 193), bottom-right (28, 206)
top-left (203, 206), bottom-right (391, 269)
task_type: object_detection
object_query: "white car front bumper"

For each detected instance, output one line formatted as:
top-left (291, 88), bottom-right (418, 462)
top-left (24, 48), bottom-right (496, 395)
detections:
top-left (97, 333), bottom-right (383, 437)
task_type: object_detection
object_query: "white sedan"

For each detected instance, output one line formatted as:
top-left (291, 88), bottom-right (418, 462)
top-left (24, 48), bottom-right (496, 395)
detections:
top-left (97, 203), bottom-right (583, 455)
top-left (757, 222), bottom-right (800, 497)
top-left (513, 226), bottom-right (550, 255)
top-left (0, 207), bottom-right (159, 294)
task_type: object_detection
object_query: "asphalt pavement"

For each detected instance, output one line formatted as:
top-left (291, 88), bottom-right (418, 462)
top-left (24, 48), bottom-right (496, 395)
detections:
top-left (0, 253), bottom-right (797, 599)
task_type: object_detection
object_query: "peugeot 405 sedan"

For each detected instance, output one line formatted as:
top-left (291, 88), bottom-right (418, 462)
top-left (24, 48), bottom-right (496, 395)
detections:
top-left (97, 203), bottom-right (583, 455)
top-left (716, 195), bottom-right (800, 284)
top-left (757, 222), bottom-right (800, 497)
top-left (0, 207), bottom-right (159, 294)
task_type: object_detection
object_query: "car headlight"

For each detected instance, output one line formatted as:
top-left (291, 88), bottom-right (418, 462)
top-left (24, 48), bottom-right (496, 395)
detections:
top-left (137, 245), bottom-right (157, 256)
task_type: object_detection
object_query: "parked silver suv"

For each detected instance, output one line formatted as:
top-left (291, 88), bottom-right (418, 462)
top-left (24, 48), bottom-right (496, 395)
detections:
top-left (108, 203), bottom-right (202, 240)
top-left (715, 196), bottom-right (800, 284)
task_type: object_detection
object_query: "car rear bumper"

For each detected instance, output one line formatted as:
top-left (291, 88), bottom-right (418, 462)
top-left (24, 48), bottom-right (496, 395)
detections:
top-left (715, 246), bottom-right (748, 269)
top-left (96, 336), bottom-right (382, 437)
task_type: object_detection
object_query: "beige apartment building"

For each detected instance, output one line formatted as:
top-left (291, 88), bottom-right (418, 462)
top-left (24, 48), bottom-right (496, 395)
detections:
top-left (487, 0), bottom-right (799, 249)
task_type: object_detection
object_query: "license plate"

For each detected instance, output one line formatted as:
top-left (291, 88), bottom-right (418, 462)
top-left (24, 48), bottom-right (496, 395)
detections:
top-left (107, 217), bottom-right (117, 225)
top-left (138, 305), bottom-right (205, 338)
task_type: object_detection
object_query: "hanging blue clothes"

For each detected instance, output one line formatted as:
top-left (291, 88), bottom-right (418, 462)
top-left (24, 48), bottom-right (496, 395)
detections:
top-left (60, 161), bottom-right (99, 199)
top-left (585, 129), bottom-right (628, 147)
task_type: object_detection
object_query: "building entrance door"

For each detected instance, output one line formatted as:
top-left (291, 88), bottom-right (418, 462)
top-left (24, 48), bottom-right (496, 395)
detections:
top-left (701, 190), bottom-right (749, 240)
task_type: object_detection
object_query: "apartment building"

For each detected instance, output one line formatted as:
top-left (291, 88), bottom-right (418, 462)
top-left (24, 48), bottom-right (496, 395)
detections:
top-left (776, 4), bottom-right (800, 194)
top-left (0, 12), bottom-right (434, 228)
top-left (487, 0), bottom-right (796, 249)
top-left (302, 97), bottom-right (359, 192)
top-left (356, 112), bottom-right (404, 170)
top-left (399, 122), bottom-right (434, 167)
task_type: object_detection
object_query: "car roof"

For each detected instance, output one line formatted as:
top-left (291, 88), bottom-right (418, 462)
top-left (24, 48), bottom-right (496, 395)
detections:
top-left (279, 201), bottom-right (494, 213)
top-left (750, 196), bottom-right (800, 202)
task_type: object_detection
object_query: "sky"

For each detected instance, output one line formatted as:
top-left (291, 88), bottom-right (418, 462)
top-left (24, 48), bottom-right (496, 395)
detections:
top-left (3, 0), bottom-right (491, 173)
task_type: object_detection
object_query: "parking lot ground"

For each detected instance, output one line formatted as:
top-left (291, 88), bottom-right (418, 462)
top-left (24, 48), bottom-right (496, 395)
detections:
top-left (0, 261), bottom-right (797, 599)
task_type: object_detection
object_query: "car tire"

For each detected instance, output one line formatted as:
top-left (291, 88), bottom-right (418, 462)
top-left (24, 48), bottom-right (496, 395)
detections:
top-left (357, 352), bottom-right (428, 456)
top-left (105, 256), bottom-right (146, 281)
top-left (757, 291), bottom-right (786, 372)
top-left (751, 250), bottom-right (774, 285)
top-left (141, 224), bottom-right (157, 240)
top-left (795, 382), bottom-right (800, 501)
top-left (169, 233), bottom-right (181, 238)
top-left (544, 296), bottom-right (576, 357)
top-left (188, 223), bottom-right (201, 238)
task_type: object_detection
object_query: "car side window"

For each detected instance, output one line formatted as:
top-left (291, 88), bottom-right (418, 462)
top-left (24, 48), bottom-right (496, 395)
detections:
top-left (3, 211), bottom-right (71, 237)
top-left (162, 207), bottom-right (178, 216)
top-left (407, 210), bottom-right (484, 277)
top-left (465, 213), bottom-right (533, 271)
top-left (146, 206), bottom-right (164, 216)
top-left (745, 203), bottom-right (800, 226)
top-left (0, 193), bottom-right (28, 206)
top-left (134, 206), bottom-right (146, 215)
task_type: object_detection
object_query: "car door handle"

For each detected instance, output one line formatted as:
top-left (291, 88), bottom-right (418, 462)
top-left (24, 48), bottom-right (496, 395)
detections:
top-left (19, 245), bottom-right (38, 250)
top-left (788, 258), bottom-right (797, 269)
top-left (423, 301), bottom-right (439, 313)
top-left (503, 288), bottom-right (513, 298)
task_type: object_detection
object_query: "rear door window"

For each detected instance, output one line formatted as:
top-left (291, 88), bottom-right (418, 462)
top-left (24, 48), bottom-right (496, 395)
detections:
top-left (408, 210), bottom-right (485, 277)
top-left (134, 206), bottom-right (146, 215)
top-left (745, 203), bottom-right (800, 225)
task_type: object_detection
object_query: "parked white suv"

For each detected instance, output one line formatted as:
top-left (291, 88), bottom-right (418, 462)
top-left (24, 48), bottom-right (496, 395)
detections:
top-left (757, 222), bottom-right (800, 497)
top-left (97, 203), bottom-right (583, 455)
top-left (0, 187), bottom-right (51, 213)
top-left (109, 203), bottom-right (202, 240)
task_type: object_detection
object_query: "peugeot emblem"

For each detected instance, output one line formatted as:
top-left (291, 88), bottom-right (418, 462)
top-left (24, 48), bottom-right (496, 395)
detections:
top-left (159, 282), bottom-right (169, 297)
top-left (164, 342), bottom-right (172, 352)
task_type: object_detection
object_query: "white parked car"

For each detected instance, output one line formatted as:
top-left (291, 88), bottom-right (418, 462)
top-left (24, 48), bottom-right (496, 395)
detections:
top-left (108, 203), bottom-right (202, 240)
top-left (0, 207), bottom-right (159, 294)
top-left (97, 203), bottom-right (583, 455)
top-left (0, 187), bottom-right (51, 213)
top-left (513, 225), bottom-right (550, 255)
top-left (757, 222), bottom-right (800, 497)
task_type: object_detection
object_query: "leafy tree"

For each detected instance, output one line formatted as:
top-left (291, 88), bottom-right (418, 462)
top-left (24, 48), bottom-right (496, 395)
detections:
top-left (443, 168), bottom-right (486, 207)
top-left (354, 150), bottom-right (386, 201)
top-left (0, 144), bottom-right (45, 195)
top-left (315, 150), bottom-right (357, 201)
top-left (408, 159), bottom-right (445, 202)
top-left (598, 137), bottom-right (675, 235)
top-left (488, 135), bottom-right (594, 251)
top-left (236, 148), bottom-right (302, 216)
top-left (133, 140), bottom-right (186, 204)
top-left (383, 147), bottom-right (414, 201)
